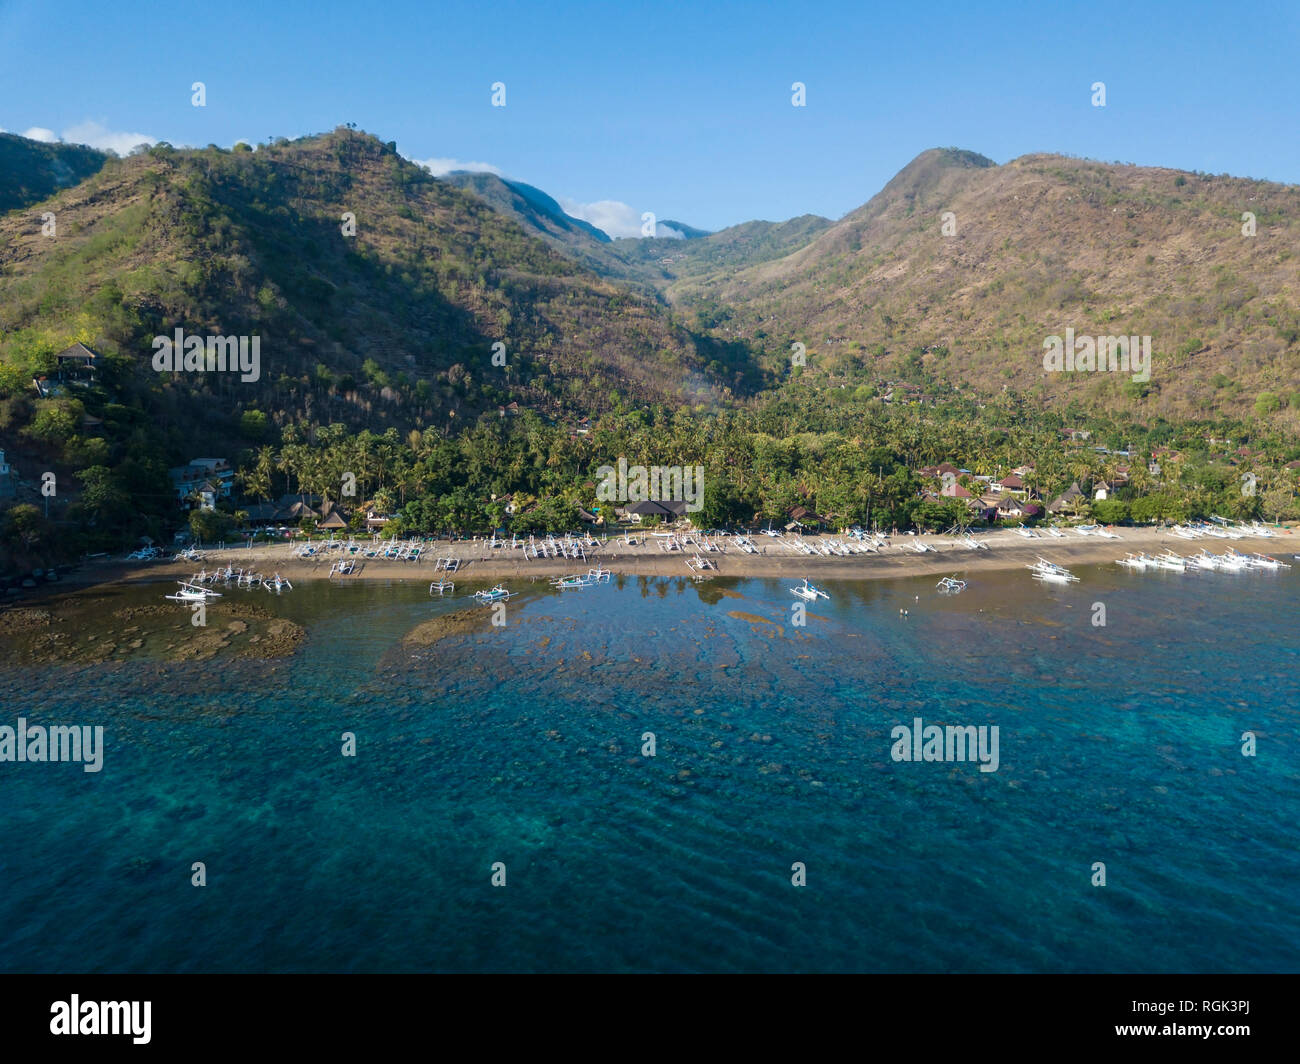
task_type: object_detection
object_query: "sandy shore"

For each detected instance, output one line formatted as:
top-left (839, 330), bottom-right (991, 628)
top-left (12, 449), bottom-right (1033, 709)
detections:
top-left (54, 525), bottom-right (1299, 591)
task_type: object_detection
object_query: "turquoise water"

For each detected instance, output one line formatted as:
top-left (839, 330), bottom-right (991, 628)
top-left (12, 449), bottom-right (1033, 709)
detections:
top-left (2, 566), bottom-right (1298, 972)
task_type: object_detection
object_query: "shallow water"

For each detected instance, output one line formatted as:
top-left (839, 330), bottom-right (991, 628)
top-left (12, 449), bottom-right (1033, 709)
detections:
top-left (1, 565), bottom-right (1297, 972)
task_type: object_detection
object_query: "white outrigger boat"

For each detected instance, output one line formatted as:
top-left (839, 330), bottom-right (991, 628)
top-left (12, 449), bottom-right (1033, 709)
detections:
top-left (1028, 558), bottom-right (1079, 583)
top-left (587, 567), bottom-right (612, 581)
top-left (936, 575), bottom-right (967, 593)
top-left (474, 585), bottom-right (511, 603)
top-left (550, 574), bottom-right (591, 590)
top-left (686, 554), bottom-right (716, 573)
top-left (790, 578), bottom-right (830, 601)
top-left (1044, 527), bottom-right (1066, 538)
top-left (165, 581), bottom-right (222, 602)
top-left (430, 578), bottom-right (455, 595)
top-left (1117, 553), bottom-right (1155, 570)
top-left (1013, 527), bottom-right (1038, 539)
top-left (264, 573), bottom-right (293, 593)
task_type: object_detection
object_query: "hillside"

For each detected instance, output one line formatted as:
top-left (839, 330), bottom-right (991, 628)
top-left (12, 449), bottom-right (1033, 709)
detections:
top-left (678, 148), bottom-right (1300, 424)
top-left (602, 214), bottom-right (834, 302)
top-left (0, 132), bottom-right (109, 215)
top-left (0, 130), bottom-right (761, 451)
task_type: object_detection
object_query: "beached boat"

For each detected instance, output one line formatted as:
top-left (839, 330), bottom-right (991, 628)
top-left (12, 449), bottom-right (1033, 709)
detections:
top-left (936, 575), bottom-right (967, 593)
top-left (1044, 527), bottom-right (1066, 538)
top-left (790, 578), bottom-right (830, 601)
top-left (1154, 552), bottom-right (1187, 572)
top-left (1013, 527), bottom-right (1038, 539)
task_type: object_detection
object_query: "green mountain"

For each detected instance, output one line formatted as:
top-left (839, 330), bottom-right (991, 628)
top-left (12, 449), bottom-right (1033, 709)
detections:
top-left (0, 132), bottom-right (109, 214)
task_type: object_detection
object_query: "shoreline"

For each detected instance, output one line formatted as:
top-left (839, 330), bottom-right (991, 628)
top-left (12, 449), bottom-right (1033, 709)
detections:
top-left (28, 526), bottom-right (1297, 595)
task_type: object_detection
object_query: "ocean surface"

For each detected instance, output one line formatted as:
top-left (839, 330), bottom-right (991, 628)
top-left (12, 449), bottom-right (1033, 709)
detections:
top-left (2, 564), bottom-right (1298, 973)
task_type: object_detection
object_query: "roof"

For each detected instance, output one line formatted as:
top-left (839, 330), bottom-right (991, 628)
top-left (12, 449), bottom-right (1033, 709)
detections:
top-left (623, 500), bottom-right (687, 517)
top-left (54, 342), bottom-right (98, 362)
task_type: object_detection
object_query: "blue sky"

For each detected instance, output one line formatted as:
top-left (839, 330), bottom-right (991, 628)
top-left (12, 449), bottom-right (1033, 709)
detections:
top-left (2, 0), bottom-right (1297, 236)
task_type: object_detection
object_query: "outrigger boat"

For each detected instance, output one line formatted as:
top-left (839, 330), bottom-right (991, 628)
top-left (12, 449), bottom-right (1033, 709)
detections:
top-left (790, 578), bottom-right (830, 601)
top-left (1028, 558), bottom-right (1079, 583)
top-left (474, 585), bottom-right (511, 603)
top-left (587, 567), bottom-right (612, 581)
top-left (165, 581), bottom-right (222, 602)
top-left (264, 573), bottom-right (293, 593)
top-left (550, 574), bottom-right (591, 590)
top-left (936, 575), bottom-right (967, 593)
top-left (430, 578), bottom-right (455, 595)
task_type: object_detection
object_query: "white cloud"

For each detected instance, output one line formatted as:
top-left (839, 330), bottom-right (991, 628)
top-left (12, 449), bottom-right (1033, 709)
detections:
top-left (411, 156), bottom-right (502, 177)
top-left (558, 197), bottom-right (686, 240)
top-left (557, 197), bottom-right (645, 239)
top-left (15, 121), bottom-right (155, 155)
top-left (62, 120), bottom-right (155, 155)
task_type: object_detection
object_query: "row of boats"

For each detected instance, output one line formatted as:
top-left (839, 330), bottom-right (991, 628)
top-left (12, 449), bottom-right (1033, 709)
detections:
top-left (1118, 549), bottom-right (1291, 573)
top-left (165, 571), bottom-right (293, 601)
top-left (1170, 520), bottom-right (1276, 540)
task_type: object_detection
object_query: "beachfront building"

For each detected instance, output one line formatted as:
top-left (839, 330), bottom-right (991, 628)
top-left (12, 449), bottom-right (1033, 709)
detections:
top-left (170, 459), bottom-right (235, 506)
top-left (1048, 482), bottom-right (1085, 514)
top-left (618, 500), bottom-right (688, 524)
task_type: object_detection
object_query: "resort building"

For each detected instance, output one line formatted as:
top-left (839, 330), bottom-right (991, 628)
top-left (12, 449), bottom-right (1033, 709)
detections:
top-left (169, 459), bottom-right (235, 505)
top-left (617, 500), bottom-right (688, 523)
top-left (33, 342), bottom-right (100, 397)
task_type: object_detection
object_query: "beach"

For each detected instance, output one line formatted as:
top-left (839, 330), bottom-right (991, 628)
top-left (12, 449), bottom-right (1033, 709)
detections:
top-left (58, 524), bottom-right (1298, 591)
